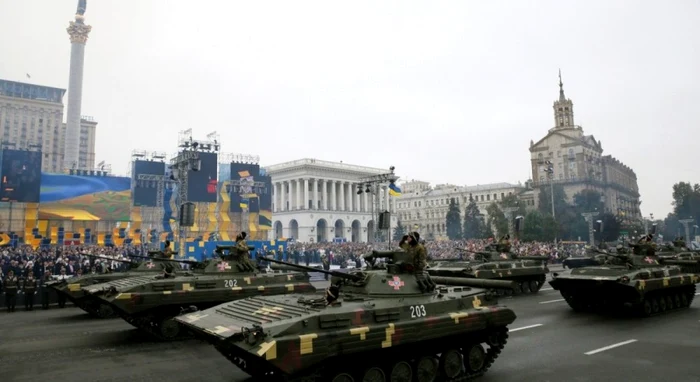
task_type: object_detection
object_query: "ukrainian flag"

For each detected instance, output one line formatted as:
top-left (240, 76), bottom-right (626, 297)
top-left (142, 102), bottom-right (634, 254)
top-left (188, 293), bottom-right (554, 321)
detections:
top-left (389, 183), bottom-right (402, 197)
top-left (240, 199), bottom-right (249, 209)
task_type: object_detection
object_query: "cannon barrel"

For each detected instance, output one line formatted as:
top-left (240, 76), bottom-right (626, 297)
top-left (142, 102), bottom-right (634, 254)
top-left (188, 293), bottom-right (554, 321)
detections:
top-left (660, 259), bottom-right (700, 266)
top-left (263, 257), bottom-right (364, 281)
top-left (266, 263), bottom-right (323, 272)
top-left (431, 276), bottom-right (518, 291)
top-left (147, 250), bottom-right (179, 256)
top-left (130, 254), bottom-right (199, 264)
top-left (430, 257), bottom-right (469, 262)
top-left (86, 253), bottom-right (136, 264)
top-left (362, 250), bottom-right (406, 260)
top-left (516, 255), bottom-right (549, 262)
top-left (216, 245), bottom-right (256, 252)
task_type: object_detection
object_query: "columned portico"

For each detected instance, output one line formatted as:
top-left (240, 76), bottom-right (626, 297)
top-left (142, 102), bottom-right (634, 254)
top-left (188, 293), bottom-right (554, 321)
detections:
top-left (267, 159), bottom-right (399, 243)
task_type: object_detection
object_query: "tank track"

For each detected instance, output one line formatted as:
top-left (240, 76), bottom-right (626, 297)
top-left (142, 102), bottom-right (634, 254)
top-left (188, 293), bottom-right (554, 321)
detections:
top-left (121, 313), bottom-right (193, 341)
top-left (562, 284), bottom-right (696, 316)
top-left (216, 326), bottom-right (510, 381)
top-left (497, 275), bottom-right (546, 296)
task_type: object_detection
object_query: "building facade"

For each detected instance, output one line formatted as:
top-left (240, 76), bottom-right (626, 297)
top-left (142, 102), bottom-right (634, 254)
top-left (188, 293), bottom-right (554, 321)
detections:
top-left (0, 79), bottom-right (97, 173)
top-left (528, 73), bottom-right (641, 219)
top-left (266, 159), bottom-right (398, 243)
top-left (395, 180), bottom-right (529, 240)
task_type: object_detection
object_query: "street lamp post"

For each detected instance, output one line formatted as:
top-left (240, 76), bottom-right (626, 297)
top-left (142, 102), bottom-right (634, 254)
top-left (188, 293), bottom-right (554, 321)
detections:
top-left (679, 217), bottom-right (695, 241)
top-left (581, 211), bottom-right (599, 246)
top-left (358, 166), bottom-right (399, 244)
top-left (502, 207), bottom-right (518, 238)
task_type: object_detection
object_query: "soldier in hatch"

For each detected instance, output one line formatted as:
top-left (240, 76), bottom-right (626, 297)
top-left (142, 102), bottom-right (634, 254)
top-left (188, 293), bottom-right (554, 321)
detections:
top-left (405, 232), bottom-right (435, 291)
top-left (235, 232), bottom-right (256, 271)
top-left (497, 234), bottom-right (512, 253)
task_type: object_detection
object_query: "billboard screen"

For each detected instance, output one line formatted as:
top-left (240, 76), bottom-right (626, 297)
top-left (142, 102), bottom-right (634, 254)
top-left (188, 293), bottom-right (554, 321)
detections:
top-left (228, 163), bottom-right (272, 230)
top-left (132, 160), bottom-right (166, 207)
top-left (187, 151), bottom-right (218, 203)
top-left (39, 174), bottom-right (132, 221)
top-left (0, 149), bottom-right (42, 203)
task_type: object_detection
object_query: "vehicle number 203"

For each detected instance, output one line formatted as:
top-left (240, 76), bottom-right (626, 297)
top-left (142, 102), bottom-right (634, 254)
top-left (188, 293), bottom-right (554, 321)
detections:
top-left (224, 279), bottom-right (238, 288)
top-left (409, 305), bottom-right (427, 318)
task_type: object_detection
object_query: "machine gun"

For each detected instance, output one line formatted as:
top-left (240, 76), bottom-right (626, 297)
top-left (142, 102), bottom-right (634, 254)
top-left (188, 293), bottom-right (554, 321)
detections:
top-left (458, 248), bottom-right (549, 263)
top-left (263, 257), bottom-right (364, 282)
top-left (87, 253), bottom-right (138, 266)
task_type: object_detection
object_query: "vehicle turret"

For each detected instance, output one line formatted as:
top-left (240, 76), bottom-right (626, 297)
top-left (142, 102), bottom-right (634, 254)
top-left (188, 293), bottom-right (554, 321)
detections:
top-left (264, 256), bottom-right (517, 298)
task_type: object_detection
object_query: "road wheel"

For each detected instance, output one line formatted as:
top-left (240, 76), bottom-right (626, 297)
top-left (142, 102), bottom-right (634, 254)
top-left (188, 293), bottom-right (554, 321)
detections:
top-left (439, 350), bottom-right (463, 379)
top-left (464, 344), bottom-right (486, 372)
top-left (389, 361), bottom-right (412, 382)
top-left (361, 367), bottom-right (385, 382)
top-left (331, 373), bottom-right (354, 382)
top-left (159, 318), bottom-right (181, 340)
top-left (415, 357), bottom-right (438, 382)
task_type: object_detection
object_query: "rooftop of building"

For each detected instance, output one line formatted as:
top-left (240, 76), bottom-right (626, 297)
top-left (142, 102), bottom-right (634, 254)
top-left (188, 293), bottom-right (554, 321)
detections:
top-left (0, 79), bottom-right (66, 104)
top-left (401, 181), bottom-right (526, 197)
top-left (264, 158), bottom-right (390, 176)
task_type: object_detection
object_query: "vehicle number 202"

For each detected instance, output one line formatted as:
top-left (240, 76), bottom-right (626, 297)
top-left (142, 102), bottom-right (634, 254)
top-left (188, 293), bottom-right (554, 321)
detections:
top-left (409, 305), bottom-right (427, 318)
top-left (224, 279), bottom-right (238, 288)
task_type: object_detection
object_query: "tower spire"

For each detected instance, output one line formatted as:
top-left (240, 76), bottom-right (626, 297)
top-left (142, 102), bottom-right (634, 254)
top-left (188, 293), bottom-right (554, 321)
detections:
top-left (558, 68), bottom-right (566, 101)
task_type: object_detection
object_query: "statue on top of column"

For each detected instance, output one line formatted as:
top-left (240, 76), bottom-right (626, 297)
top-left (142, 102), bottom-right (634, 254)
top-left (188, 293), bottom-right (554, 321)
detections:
top-left (77, 0), bottom-right (87, 16)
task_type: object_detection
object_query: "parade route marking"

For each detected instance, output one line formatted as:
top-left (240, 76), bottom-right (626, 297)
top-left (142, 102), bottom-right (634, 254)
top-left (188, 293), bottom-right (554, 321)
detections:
top-left (585, 339), bottom-right (638, 355)
top-left (539, 287), bottom-right (553, 291)
top-left (539, 298), bottom-right (565, 304)
top-left (510, 324), bottom-right (543, 332)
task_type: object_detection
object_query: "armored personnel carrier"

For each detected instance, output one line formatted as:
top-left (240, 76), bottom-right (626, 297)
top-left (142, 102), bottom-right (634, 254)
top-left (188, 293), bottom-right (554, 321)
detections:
top-left (549, 228), bottom-right (699, 316)
top-left (429, 234), bottom-right (549, 295)
top-left (176, 250), bottom-right (518, 382)
top-left (47, 253), bottom-right (170, 318)
top-left (80, 246), bottom-right (317, 340)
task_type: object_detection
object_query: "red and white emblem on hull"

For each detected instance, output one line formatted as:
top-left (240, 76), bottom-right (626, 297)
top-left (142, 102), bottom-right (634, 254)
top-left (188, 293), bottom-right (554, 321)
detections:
top-left (643, 257), bottom-right (656, 264)
top-left (217, 262), bottom-right (231, 271)
top-left (146, 262), bottom-right (156, 269)
top-left (387, 276), bottom-right (405, 290)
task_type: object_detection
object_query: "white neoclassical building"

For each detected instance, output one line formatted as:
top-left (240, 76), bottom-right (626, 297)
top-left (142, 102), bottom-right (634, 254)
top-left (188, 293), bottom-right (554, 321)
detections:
top-left (265, 158), bottom-right (398, 243)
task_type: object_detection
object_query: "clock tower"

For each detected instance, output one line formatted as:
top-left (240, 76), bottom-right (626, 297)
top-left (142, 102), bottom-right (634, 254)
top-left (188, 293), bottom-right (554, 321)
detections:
top-left (553, 69), bottom-right (574, 128)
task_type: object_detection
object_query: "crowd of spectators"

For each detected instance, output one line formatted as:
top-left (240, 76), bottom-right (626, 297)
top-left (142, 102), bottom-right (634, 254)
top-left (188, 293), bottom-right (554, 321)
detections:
top-left (2, 239), bottom-right (589, 311)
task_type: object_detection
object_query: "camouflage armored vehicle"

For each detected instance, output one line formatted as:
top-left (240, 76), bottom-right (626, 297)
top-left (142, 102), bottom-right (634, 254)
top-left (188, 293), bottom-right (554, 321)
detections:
top-left (549, 229), bottom-right (700, 316)
top-left (429, 238), bottom-right (549, 295)
top-left (176, 251), bottom-right (518, 381)
top-left (80, 246), bottom-right (317, 340)
top-left (47, 253), bottom-right (170, 318)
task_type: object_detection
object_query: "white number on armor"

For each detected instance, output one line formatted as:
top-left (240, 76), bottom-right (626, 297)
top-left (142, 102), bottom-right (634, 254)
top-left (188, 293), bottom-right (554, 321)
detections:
top-left (410, 305), bottom-right (427, 318)
top-left (224, 279), bottom-right (238, 288)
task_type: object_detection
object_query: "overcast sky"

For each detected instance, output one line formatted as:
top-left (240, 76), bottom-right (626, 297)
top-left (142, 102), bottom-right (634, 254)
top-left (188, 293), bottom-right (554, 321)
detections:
top-left (1, 0), bottom-right (698, 218)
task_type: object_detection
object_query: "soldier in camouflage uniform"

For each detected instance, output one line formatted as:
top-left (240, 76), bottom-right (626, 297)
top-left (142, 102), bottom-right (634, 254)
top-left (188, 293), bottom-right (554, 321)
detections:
top-left (497, 235), bottom-right (512, 253)
top-left (236, 232), bottom-right (256, 272)
top-left (3, 270), bottom-right (18, 312)
top-left (404, 232), bottom-right (435, 292)
top-left (23, 272), bottom-right (37, 311)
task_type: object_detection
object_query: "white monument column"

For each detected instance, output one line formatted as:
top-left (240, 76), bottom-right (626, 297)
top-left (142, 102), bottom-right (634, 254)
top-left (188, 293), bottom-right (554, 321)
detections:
top-left (312, 179), bottom-right (318, 210)
top-left (331, 181), bottom-right (337, 210)
top-left (322, 180), bottom-right (328, 210)
top-left (363, 192), bottom-right (368, 212)
top-left (354, 186), bottom-right (360, 212)
top-left (295, 179), bottom-right (301, 210)
top-left (273, 182), bottom-right (279, 212)
top-left (339, 181), bottom-right (345, 211)
top-left (64, 1), bottom-right (92, 170)
top-left (303, 178), bottom-right (309, 210)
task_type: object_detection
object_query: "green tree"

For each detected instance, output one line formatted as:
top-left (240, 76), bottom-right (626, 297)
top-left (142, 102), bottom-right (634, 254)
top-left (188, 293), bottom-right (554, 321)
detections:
top-left (445, 198), bottom-right (462, 240)
top-left (462, 196), bottom-right (483, 239)
top-left (485, 202), bottom-right (508, 238)
top-left (392, 220), bottom-right (407, 242)
top-left (537, 184), bottom-right (569, 218)
top-left (521, 210), bottom-right (558, 242)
